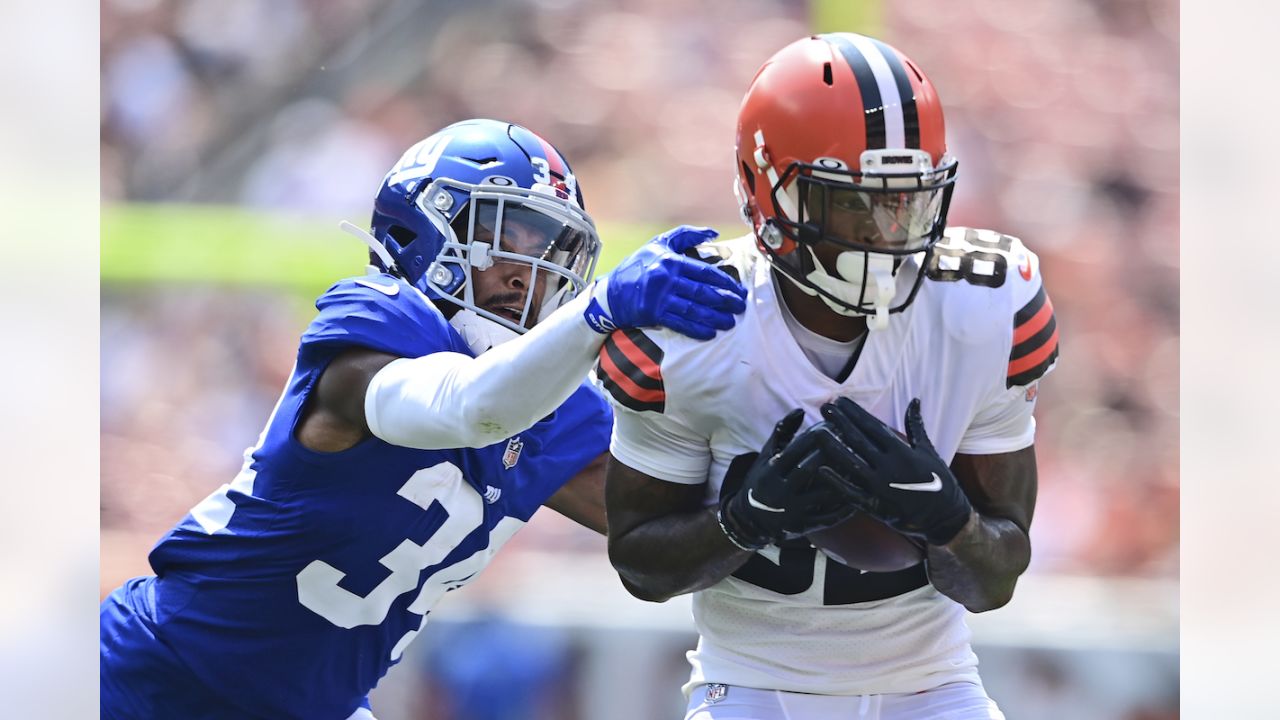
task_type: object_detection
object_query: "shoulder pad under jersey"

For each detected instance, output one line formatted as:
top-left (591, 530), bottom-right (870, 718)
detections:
top-left (1005, 247), bottom-right (1059, 388)
top-left (985, 230), bottom-right (1060, 388)
top-left (926, 227), bottom-right (1059, 388)
top-left (596, 235), bottom-right (757, 414)
top-left (597, 327), bottom-right (668, 413)
top-left (300, 275), bottom-right (462, 359)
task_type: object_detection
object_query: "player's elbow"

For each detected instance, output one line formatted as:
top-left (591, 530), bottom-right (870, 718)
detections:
top-left (618, 574), bottom-right (673, 603)
top-left (964, 579), bottom-right (1019, 613)
top-left (967, 535), bottom-right (1030, 612)
top-left (608, 542), bottom-right (673, 603)
top-left (964, 594), bottom-right (1010, 614)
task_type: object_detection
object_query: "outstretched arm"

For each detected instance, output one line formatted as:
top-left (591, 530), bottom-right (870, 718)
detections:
top-left (364, 288), bottom-right (611, 449)
top-left (310, 288), bottom-right (685, 453)
top-left (363, 226), bottom-right (746, 450)
top-left (301, 226), bottom-right (745, 453)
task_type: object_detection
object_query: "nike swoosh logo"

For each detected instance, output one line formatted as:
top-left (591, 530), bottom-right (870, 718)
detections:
top-left (355, 278), bottom-right (400, 296)
top-left (889, 472), bottom-right (944, 492)
top-left (747, 489), bottom-right (785, 513)
top-left (1018, 256), bottom-right (1033, 281)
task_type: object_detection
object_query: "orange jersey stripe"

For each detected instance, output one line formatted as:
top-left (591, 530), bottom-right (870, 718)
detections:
top-left (1007, 328), bottom-right (1060, 376)
top-left (611, 331), bottom-right (662, 382)
top-left (1013, 295), bottom-right (1055, 345)
top-left (599, 346), bottom-right (666, 404)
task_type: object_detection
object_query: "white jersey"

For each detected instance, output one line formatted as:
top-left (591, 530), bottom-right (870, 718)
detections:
top-left (599, 229), bottom-right (1058, 696)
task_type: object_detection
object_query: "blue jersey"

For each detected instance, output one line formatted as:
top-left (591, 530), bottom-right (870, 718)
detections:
top-left (100, 275), bottom-right (612, 720)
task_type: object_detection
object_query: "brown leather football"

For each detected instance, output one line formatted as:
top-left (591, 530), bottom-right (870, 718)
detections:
top-left (807, 512), bottom-right (925, 572)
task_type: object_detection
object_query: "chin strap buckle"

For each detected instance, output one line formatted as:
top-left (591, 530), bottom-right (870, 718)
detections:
top-left (868, 304), bottom-right (890, 331)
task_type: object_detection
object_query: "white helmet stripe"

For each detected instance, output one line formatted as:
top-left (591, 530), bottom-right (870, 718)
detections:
top-left (755, 129), bottom-right (798, 220)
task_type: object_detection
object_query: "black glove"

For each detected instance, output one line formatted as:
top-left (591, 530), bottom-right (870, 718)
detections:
top-left (819, 397), bottom-right (973, 546)
top-left (717, 409), bottom-right (864, 550)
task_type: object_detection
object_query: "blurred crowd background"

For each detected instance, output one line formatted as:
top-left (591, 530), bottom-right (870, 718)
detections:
top-left (100, 0), bottom-right (1179, 718)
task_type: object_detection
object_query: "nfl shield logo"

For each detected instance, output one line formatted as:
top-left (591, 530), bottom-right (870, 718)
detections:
top-left (705, 684), bottom-right (728, 704)
top-left (502, 437), bottom-right (524, 469)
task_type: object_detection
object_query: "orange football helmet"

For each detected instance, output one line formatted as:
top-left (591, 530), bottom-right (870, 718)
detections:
top-left (735, 33), bottom-right (957, 329)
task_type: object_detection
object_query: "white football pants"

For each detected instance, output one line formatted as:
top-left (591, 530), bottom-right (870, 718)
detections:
top-left (684, 681), bottom-right (1005, 720)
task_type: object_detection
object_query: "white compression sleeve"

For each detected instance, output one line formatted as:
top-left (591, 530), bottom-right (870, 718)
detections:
top-left (364, 290), bottom-right (606, 450)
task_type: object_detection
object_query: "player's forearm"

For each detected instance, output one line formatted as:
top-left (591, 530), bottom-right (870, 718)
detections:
top-left (608, 507), bottom-right (753, 603)
top-left (365, 291), bottom-right (603, 449)
top-left (925, 509), bottom-right (1030, 612)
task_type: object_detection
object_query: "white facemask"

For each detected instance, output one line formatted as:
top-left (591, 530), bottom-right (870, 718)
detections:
top-left (793, 247), bottom-right (896, 331)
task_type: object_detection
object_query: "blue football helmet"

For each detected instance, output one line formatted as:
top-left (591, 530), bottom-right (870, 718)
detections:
top-left (365, 118), bottom-right (601, 333)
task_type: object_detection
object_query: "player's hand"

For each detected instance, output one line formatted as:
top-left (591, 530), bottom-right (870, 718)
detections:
top-left (584, 225), bottom-right (747, 340)
top-left (716, 409), bottom-right (865, 550)
top-left (819, 398), bottom-right (973, 546)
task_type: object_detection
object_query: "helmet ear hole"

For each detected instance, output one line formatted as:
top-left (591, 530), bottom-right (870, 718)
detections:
top-left (388, 226), bottom-right (416, 248)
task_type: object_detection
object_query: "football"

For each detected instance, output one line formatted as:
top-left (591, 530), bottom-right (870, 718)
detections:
top-left (807, 512), bottom-right (925, 572)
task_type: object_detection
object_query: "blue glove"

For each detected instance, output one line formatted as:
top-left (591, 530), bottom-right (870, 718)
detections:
top-left (584, 225), bottom-right (748, 340)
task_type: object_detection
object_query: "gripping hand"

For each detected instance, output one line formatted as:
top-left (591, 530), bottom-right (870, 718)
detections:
top-left (819, 398), bottom-right (973, 546)
top-left (584, 225), bottom-right (747, 340)
top-left (717, 409), bottom-right (864, 550)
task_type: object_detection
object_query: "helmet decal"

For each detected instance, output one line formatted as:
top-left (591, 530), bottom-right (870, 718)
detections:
top-left (386, 132), bottom-right (453, 187)
top-left (508, 124), bottom-right (581, 206)
top-left (821, 33), bottom-right (921, 151)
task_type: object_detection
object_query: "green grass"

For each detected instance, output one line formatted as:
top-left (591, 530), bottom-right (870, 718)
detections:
top-left (101, 203), bottom-right (675, 297)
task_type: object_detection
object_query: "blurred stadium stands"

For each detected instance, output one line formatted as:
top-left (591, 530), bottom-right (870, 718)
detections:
top-left (100, 0), bottom-right (1179, 717)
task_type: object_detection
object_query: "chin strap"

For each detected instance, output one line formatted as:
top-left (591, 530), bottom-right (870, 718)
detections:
top-left (340, 220), bottom-right (398, 274)
top-left (448, 308), bottom-right (521, 355)
top-left (535, 280), bottom-right (576, 326)
top-left (789, 247), bottom-right (896, 331)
